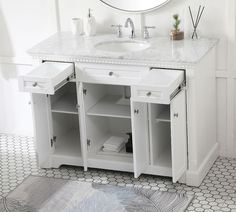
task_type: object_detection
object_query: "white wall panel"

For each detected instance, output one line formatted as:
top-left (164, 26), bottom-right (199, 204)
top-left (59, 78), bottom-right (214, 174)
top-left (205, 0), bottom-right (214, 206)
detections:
top-left (0, 0), bottom-right (57, 136)
top-left (0, 0), bottom-right (57, 58)
top-left (216, 78), bottom-right (227, 156)
top-left (0, 64), bottom-right (33, 136)
top-left (233, 80), bottom-right (236, 157)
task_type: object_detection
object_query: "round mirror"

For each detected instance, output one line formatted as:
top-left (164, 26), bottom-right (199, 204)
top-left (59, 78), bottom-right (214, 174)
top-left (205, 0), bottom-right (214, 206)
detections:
top-left (99, 0), bottom-right (170, 13)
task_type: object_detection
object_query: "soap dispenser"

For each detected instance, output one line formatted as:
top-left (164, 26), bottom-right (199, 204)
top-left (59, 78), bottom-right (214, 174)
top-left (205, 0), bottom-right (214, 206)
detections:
top-left (85, 8), bottom-right (96, 36)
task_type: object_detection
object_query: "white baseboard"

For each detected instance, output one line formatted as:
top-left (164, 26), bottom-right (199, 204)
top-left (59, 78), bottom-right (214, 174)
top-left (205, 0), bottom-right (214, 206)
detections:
top-left (186, 143), bottom-right (219, 187)
top-left (220, 150), bottom-right (236, 159)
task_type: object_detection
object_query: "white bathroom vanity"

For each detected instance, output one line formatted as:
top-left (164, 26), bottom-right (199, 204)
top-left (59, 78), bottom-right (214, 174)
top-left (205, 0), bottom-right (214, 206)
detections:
top-left (19, 33), bottom-right (218, 186)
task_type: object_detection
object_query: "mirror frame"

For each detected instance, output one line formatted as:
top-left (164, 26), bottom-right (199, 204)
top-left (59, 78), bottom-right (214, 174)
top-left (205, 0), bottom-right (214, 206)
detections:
top-left (99, 0), bottom-right (171, 13)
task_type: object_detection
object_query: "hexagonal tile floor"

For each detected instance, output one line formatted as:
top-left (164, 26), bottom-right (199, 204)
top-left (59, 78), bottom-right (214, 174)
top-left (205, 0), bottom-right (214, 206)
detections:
top-left (0, 133), bottom-right (235, 211)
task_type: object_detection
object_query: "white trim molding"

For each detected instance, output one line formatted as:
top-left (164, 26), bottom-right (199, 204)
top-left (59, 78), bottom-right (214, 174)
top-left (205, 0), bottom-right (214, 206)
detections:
top-left (0, 56), bottom-right (32, 66)
top-left (217, 0), bottom-right (236, 158)
top-left (186, 143), bottom-right (219, 187)
top-left (54, 0), bottom-right (61, 33)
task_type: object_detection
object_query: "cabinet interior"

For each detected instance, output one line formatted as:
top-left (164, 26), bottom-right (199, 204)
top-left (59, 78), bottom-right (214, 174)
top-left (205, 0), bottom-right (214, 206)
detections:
top-left (149, 104), bottom-right (172, 175)
top-left (84, 83), bottom-right (133, 165)
top-left (49, 82), bottom-right (82, 165)
top-left (51, 82), bottom-right (78, 115)
top-left (51, 113), bottom-right (81, 159)
top-left (83, 83), bottom-right (131, 118)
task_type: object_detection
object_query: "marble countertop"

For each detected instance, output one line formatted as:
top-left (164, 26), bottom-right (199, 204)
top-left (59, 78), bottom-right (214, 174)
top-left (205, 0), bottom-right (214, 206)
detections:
top-left (28, 32), bottom-right (218, 66)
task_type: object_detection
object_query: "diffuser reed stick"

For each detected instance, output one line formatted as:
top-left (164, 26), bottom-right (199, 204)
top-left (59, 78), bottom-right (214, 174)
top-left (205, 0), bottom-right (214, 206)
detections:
top-left (189, 5), bottom-right (205, 39)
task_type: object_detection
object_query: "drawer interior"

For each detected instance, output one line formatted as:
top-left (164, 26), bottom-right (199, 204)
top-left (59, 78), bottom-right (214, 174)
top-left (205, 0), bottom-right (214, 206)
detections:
top-left (138, 69), bottom-right (184, 90)
top-left (131, 68), bottom-right (185, 104)
top-left (25, 62), bottom-right (73, 80)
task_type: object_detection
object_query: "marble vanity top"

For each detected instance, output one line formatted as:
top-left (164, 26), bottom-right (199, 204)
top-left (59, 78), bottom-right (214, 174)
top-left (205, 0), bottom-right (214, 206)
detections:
top-left (28, 32), bottom-right (218, 67)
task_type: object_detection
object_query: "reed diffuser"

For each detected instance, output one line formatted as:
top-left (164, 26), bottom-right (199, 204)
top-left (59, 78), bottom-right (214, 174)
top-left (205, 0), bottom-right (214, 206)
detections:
top-left (170, 14), bottom-right (184, 41)
top-left (189, 5), bottom-right (205, 39)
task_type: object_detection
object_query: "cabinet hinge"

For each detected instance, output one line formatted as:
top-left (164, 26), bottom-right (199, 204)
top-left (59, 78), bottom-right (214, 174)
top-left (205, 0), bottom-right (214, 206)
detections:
top-left (87, 139), bottom-right (91, 146)
top-left (53, 136), bottom-right (57, 143)
top-left (83, 89), bottom-right (87, 95)
top-left (50, 136), bottom-right (57, 147)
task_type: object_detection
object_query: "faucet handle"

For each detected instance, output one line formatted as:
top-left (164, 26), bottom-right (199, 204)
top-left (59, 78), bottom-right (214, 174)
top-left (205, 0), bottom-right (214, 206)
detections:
top-left (111, 24), bottom-right (122, 38)
top-left (143, 26), bottom-right (156, 39)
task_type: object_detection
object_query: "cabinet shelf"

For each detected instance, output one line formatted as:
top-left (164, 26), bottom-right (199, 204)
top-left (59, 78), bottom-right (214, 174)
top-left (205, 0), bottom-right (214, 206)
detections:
top-left (97, 146), bottom-right (132, 159)
top-left (87, 95), bottom-right (131, 119)
top-left (88, 133), bottom-right (133, 164)
top-left (155, 108), bottom-right (170, 123)
top-left (51, 92), bottom-right (78, 115)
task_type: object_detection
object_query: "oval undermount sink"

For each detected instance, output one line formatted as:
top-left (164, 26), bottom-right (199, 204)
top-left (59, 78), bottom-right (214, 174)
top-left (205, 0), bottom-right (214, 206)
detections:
top-left (94, 40), bottom-right (150, 53)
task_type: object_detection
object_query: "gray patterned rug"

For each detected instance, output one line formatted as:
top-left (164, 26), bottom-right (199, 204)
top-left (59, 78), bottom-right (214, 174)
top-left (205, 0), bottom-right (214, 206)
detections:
top-left (0, 176), bottom-right (193, 212)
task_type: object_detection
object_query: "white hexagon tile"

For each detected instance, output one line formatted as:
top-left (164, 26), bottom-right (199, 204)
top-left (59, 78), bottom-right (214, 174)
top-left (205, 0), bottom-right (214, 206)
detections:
top-left (0, 133), bottom-right (236, 211)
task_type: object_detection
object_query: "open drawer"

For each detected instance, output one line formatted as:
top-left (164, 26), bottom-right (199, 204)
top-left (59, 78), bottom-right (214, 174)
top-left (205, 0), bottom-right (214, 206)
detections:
top-left (131, 68), bottom-right (185, 104)
top-left (19, 62), bottom-right (74, 95)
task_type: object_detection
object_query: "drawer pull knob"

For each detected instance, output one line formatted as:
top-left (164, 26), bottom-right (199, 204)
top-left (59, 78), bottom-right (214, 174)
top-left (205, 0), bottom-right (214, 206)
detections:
top-left (174, 113), bottom-right (179, 118)
top-left (134, 109), bottom-right (139, 114)
top-left (146, 92), bottom-right (152, 97)
top-left (109, 71), bottom-right (114, 76)
top-left (32, 82), bottom-right (38, 87)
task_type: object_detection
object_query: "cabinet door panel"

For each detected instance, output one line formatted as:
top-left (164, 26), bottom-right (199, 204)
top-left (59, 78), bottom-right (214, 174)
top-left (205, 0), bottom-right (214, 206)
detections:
top-left (77, 82), bottom-right (88, 171)
top-left (171, 90), bottom-right (187, 183)
top-left (131, 101), bottom-right (149, 178)
top-left (32, 94), bottom-right (53, 167)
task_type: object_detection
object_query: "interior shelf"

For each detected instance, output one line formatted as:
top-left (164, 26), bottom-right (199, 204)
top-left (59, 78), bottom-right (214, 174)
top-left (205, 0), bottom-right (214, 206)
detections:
top-left (51, 92), bottom-right (78, 115)
top-left (88, 133), bottom-right (133, 163)
top-left (53, 129), bottom-right (81, 158)
top-left (87, 95), bottom-right (131, 119)
top-left (155, 108), bottom-right (170, 123)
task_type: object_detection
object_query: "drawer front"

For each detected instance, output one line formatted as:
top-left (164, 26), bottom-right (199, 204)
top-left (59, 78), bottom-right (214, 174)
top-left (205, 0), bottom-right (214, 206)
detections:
top-left (77, 64), bottom-right (147, 85)
top-left (22, 80), bottom-right (51, 94)
top-left (131, 86), bottom-right (170, 104)
top-left (19, 62), bottom-right (74, 95)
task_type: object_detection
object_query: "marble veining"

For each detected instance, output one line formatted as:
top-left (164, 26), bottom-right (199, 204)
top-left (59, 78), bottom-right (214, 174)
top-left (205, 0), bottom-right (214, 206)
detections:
top-left (28, 32), bottom-right (218, 66)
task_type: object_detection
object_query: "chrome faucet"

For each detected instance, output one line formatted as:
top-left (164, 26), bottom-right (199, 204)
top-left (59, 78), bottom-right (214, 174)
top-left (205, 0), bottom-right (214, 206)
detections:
top-left (125, 18), bottom-right (135, 38)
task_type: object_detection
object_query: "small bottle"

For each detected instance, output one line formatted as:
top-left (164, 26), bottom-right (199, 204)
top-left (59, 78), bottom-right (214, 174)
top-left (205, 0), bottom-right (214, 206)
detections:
top-left (84, 8), bottom-right (96, 37)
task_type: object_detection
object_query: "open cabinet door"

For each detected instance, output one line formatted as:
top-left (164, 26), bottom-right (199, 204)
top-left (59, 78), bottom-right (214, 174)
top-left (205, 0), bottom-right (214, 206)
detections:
top-left (171, 90), bottom-right (187, 183)
top-left (77, 82), bottom-right (88, 171)
top-left (32, 94), bottom-right (53, 168)
top-left (131, 101), bottom-right (149, 178)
